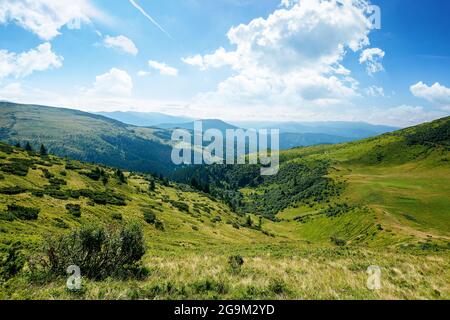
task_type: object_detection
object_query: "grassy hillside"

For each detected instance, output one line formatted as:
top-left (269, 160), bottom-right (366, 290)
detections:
top-left (0, 117), bottom-right (449, 300)
top-left (0, 102), bottom-right (175, 175)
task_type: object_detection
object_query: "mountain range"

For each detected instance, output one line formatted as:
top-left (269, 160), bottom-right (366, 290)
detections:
top-left (0, 102), bottom-right (398, 175)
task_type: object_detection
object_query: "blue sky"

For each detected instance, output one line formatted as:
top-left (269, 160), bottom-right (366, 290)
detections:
top-left (0, 0), bottom-right (449, 126)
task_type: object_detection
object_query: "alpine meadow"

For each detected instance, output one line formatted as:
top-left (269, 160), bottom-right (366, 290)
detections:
top-left (0, 0), bottom-right (449, 304)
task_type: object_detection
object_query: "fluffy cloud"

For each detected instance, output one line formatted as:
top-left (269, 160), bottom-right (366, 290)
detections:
top-left (0, 0), bottom-right (104, 40)
top-left (183, 0), bottom-right (378, 110)
top-left (103, 35), bottom-right (138, 55)
top-left (148, 60), bottom-right (178, 76)
top-left (359, 48), bottom-right (385, 75)
top-left (0, 42), bottom-right (63, 79)
top-left (410, 82), bottom-right (450, 107)
top-left (87, 68), bottom-right (133, 96)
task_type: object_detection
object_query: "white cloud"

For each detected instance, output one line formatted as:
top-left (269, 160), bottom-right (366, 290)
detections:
top-left (148, 60), bottom-right (178, 76)
top-left (359, 48), bottom-right (385, 75)
top-left (0, 0), bottom-right (105, 40)
top-left (364, 105), bottom-right (446, 127)
top-left (103, 35), bottom-right (138, 55)
top-left (410, 82), bottom-right (450, 107)
top-left (0, 42), bottom-right (63, 79)
top-left (87, 68), bottom-right (133, 96)
top-left (365, 85), bottom-right (385, 97)
top-left (137, 70), bottom-right (150, 77)
top-left (183, 0), bottom-right (378, 111)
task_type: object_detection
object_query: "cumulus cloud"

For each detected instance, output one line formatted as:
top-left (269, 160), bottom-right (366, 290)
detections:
top-left (103, 35), bottom-right (138, 55)
top-left (410, 82), bottom-right (450, 107)
top-left (148, 60), bottom-right (178, 76)
top-left (0, 42), bottom-right (63, 79)
top-left (359, 48), bottom-right (385, 75)
top-left (87, 68), bottom-right (133, 96)
top-left (0, 0), bottom-right (104, 40)
top-left (182, 0), bottom-right (378, 111)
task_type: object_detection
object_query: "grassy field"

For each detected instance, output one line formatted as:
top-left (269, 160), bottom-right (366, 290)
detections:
top-left (0, 117), bottom-right (449, 300)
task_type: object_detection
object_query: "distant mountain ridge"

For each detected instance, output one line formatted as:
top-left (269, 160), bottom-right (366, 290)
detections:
top-left (96, 111), bottom-right (193, 127)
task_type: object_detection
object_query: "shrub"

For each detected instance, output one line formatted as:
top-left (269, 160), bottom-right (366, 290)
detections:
top-left (0, 244), bottom-right (25, 281)
top-left (32, 190), bottom-right (44, 198)
top-left (42, 169), bottom-right (54, 179)
top-left (330, 236), bottom-right (346, 246)
top-left (170, 201), bottom-right (189, 213)
top-left (43, 186), bottom-right (69, 200)
top-left (112, 212), bottom-right (123, 221)
top-left (0, 174), bottom-right (4, 180)
top-left (228, 255), bottom-right (244, 271)
top-left (66, 204), bottom-right (81, 218)
top-left (267, 279), bottom-right (288, 295)
top-left (143, 210), bottom-right (156, 224)
top-left (0, 186), bottom-right (27, 195)
top-left (7, 204), bottom-right (40, 220)
top-left (42, 223), bottom-right (146, 280)
top-left (154, 220), bottom-right (165, 231)
top-left (77, 189), bottom-right (126, 206)
top-left (211, 216), bottom-right (222, 223)
top-left (53, 218), bottom-right (69, 229)
top-left (0, 158), bottom-right (32, 176)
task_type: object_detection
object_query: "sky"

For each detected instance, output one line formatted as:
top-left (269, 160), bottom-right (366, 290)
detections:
top-left (0, 0), bottom-right (449, 127)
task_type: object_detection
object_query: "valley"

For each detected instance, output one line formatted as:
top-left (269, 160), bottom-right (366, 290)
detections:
top-left (0, 112), bottom-right (449, 300)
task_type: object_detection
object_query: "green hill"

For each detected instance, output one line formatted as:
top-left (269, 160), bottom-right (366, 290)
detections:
top-left (0, 117), bottom-right (449, 300)
top-left (0, 102), bottom-right (175, 175)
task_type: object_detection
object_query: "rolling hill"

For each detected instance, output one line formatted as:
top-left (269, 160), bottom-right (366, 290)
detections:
top-left (0, 116), bottom-right (449, 300)
top-left (0, 102), bottom-right (176, 175)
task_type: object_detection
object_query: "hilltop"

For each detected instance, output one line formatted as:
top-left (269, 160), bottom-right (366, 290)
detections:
top-left (0, 102), bottom-right (175, 175)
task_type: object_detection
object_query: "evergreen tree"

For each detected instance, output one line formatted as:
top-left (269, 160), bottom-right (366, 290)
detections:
top-left (24, 142), bottom-right (33, 151)
top-left (149, 180), bottom-right (156, 192)
top-left (15, 142), bottom-right (21, 148)
top-left (40, 144), bottom-right (48, 156)
top-left (116, 169), bottom-right (126, 184)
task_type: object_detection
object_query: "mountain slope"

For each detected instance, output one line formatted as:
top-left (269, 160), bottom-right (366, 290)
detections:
top-left (0, 102), bottom-right (175, 175)
top-left (0, 119), bottom-right (450, 300)
top-left (174, 117), bottom-right (450, 240)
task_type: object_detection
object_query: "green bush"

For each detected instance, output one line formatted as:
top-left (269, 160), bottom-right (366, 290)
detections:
top-left (112, 212), bottom-right (123, 221)
top-left (154, 220), bottom-right (165, 231)
top-left (78, 189), bottom-right (126, 206)
top-left (31, 190), bottom-right (44, 198)
top-left (330, 236), bottom-right (346, 246)
top-left (228, 255), bottom-right (244, 271)
top-left (7, 204), bottom-right (40, 220)
top-left (0, 186), bottom-right (28, 195)
top-left (143, 210), bottom-right (156, 224)
top-left (66, 204), bottom-right (81, 218)
top-left (170, 201), bottom-right (189, 213)
top-left (0, 244), bottom-right (25, 281)
top-left (41, 223), bottom-right (146, 280)
top-left (0, 158), bottom-right (32, 176)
